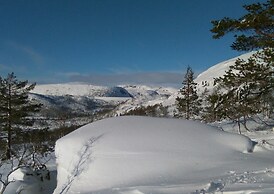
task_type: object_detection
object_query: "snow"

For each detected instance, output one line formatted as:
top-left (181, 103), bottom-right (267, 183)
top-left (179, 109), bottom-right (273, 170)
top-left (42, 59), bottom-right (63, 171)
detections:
top-left (195, 52), bottom-right (255, 92)
top-left (2, 51), bottom-right (273, 193)
top-left (115, 85), bottom-right (177, 115)
top-left (32, 83), bottom-right (132, 97)
top-left (31, 83), bottom-right (177, 117)
top-left (30, 52), bottom-right (259, 119)
top-left (1, 156), bottom-right (57, 194)
top-left (54, 116), bottom-right (274, 194)
top-left (4, 169), bottom-right (57, 194)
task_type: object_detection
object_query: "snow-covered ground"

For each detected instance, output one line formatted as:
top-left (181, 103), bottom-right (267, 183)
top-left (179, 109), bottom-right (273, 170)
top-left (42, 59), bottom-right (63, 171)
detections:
top-left (3, 170), bottom-right (57, 194)
top-left (1, 154), bottom-right (57, 194)
top-left (54, 116), bottom-right (274, 194)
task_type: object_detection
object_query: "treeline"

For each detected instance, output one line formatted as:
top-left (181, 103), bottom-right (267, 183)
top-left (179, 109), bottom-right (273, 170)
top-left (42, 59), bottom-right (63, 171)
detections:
top-left (122, 104), bottom-right (169, 117)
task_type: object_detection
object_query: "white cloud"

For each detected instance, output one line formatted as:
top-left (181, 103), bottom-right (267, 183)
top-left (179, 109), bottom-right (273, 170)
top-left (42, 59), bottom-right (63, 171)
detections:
top-left (68, 72), bottom-right (183, 87)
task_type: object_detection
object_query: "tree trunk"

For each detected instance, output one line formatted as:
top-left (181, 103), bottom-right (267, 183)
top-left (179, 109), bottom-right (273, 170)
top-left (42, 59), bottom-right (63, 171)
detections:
top-left (237, 118), bottom-right (242, 134)
top-left (0, 181), bottom-right (7, 194)
top-left (6, 83), bottom-right (12, 159)
top-left (242, 115), bottom-right (250, 132)
top-left (6, 117), bottom-right (12, 159)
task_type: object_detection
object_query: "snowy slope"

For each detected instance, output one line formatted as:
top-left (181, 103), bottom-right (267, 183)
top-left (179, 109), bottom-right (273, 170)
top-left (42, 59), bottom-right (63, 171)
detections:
top-left (30, 52), bottom-right (259, 120)
top-left (29, 93), bottom-right (122, 129)
top-left (30, 52), bottom-right (257, 118)
top-left (195, 52), bottom-right (255, 92)
top-left (54, 116), bottom-right (274, 194)
top-left (30, 84), bottom-right (134, 124)
top-left (115, 85), bottom-right (177, 115)
top-left (119, 52), bottom-right (258, 115)
top-left (33, 83), bottom-right (132, 97)
top-left (30, 93), bottom-right (106, 113)
top-left (152, 52), bottom-right (257, 114)
top-left (32, 83), bottom-right (177, 118)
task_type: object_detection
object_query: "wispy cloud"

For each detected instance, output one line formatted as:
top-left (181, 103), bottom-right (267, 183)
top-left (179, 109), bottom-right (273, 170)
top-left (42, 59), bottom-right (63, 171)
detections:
top-left (6, 41), bottom-right (45, 65)
top-left (30, 72), bottom-right (84, 84)
top-left (68, 72), bottom-right (183, 87)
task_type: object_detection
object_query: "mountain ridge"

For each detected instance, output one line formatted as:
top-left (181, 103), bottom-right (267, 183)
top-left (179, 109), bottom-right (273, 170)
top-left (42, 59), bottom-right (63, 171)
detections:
top-left (31, 52), bottom-right (254, 122)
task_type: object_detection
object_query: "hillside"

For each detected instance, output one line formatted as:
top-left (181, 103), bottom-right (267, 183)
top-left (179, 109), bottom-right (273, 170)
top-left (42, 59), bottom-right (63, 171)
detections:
top-left (33, 83), bottom-right (133, 97)
top-left (195, 52), bottom-right (255, 92)
top-left (29, 52), bottom-right (258, 121)
top-left (31, 83), bottom-right (177, 122)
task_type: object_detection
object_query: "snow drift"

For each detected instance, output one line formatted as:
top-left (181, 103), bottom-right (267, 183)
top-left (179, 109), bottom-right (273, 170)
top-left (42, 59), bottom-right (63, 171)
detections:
top-left (53, 116), bottom-right (265, 194)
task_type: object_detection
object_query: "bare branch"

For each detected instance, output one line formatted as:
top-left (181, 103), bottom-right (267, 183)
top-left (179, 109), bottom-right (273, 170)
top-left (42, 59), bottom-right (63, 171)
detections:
top-left (59, 135), bottom-right (103, 194)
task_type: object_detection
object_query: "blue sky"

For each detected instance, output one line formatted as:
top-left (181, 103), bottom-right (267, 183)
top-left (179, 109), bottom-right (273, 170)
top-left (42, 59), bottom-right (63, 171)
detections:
top-left (0, 0), bottom-right (260, 85)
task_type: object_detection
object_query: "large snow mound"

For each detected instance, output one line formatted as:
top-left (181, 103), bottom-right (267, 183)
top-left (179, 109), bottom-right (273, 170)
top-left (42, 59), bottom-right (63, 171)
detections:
top-left (54, 116), bottom-right (262, 194)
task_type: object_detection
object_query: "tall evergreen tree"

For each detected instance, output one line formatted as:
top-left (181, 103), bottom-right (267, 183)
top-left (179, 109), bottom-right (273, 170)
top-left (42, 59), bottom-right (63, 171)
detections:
top-left (208, 0), bottom-right (274, 132)
top-left (201, 88), bottom-right (223, 123)
top-left (175, 66), bottom-right (201, 119)
top-left (0, 73), bottom-right (42, 160)
top-left (217, 50), bottom-right (273, 113)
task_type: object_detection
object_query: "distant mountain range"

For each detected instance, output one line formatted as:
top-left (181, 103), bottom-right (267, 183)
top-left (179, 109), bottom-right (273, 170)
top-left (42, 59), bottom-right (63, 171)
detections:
top-left (33, 84), bottom-right (133, 97)
top-left (31, 52), bottom-right (253, 128)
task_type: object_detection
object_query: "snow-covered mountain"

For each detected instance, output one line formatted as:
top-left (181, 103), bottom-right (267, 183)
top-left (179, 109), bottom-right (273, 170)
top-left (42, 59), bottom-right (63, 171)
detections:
top-left (31, 83), bottom-right (177, 118)
top-left (195, 52), bottom-right (255, 92)
top-left (31, 52), bottom-right (255, 121)
top-left (33, 83), bottom-right (132, 97)
top-left (30, 83), bottom-right (178, 129)
top-left (115, 85), bottom-right (177, 115)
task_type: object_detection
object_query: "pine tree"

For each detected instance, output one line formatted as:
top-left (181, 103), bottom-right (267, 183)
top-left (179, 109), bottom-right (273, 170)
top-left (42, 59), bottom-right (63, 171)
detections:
top-left (0, 72), bottom-right (42, 160)
top-left (175, 66), bottom-right (201, 119)
top-left (208, 0), bottom-right (274, 132)
top-left (201, 88), bottom-right (223, 123)
top-left (0, 73), bottom-right (46, 194)
top-left (207, 49), bottom-right (273, 133)
top-left (211, 0), bottom-right (273, 51)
